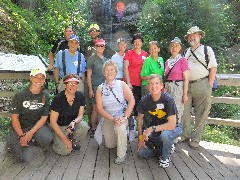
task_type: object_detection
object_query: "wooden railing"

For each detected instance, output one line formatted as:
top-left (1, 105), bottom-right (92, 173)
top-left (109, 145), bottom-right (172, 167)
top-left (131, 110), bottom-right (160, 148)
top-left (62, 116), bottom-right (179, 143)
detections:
top-left (0, 72), bottom-right (240, 127)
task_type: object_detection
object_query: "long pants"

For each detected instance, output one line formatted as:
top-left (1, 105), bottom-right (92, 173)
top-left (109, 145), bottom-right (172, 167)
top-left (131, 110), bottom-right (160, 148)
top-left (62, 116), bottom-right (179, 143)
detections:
top-left (102, 118), bottom-right (128, 158)
top-left (164, 81), bottom-right (184, 123)
top-left (181, 78), bottom-right (212, 142)
top-left (138, 123), bottom-right (182, 160)
top-left (8, 125), bottom-right (53, 162)
top-left (52, 121), bottom-right (89, 155)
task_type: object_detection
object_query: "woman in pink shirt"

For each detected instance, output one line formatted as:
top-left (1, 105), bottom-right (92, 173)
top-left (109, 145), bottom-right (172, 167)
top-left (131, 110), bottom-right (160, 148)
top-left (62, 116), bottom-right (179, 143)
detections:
top-left (164, 37), bottom-right (190, 124)
top-left (124, 33), bottom-right (148, 117)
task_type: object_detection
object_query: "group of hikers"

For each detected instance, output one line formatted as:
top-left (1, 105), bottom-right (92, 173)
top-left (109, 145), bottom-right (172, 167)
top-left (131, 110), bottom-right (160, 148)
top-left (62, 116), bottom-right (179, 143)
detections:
top-left (6, 23), bottom-right (217, 168)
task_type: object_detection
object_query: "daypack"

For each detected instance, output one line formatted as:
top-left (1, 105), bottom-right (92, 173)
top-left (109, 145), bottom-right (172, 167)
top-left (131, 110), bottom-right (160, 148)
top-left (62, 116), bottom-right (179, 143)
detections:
top-left (185, 45), bottom-right (218, 91)
top-left (62, 49), bottom-right (82, 76)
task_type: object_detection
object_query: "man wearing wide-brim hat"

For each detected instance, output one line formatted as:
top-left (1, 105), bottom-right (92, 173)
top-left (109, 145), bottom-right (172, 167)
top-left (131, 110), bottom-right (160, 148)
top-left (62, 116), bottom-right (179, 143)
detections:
top-left (180, 26), bottom-right (218, 148)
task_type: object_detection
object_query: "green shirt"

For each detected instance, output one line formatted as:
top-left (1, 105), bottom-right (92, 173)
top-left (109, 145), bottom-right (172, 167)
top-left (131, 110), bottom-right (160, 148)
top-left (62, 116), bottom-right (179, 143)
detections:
top-left (140, 56), bottom-right (164, 86)
top-left (9, 87), bottom-right (50, 129)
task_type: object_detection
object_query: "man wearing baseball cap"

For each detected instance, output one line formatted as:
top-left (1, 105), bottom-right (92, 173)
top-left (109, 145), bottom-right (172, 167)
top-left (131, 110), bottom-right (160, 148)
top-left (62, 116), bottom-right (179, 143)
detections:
top-left (54, 34), bottom-right (86, 93)
top-left (83, 23), bottom-right (115, 129)
top-left (181, 26), bottom-right (218, 148)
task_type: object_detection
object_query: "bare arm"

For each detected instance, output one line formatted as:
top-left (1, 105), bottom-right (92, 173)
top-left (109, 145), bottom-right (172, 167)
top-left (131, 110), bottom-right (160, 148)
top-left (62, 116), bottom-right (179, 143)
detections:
top-left (11, 113), bottom-right (48, 146)
top-left (140, 76), bottom-right (149, 80)
top-left (123, 60), bottom-right (132, 89)
top-left (143, 115), bottom-right (177, 139)
top-left (50, 110), bottom-right (72, 150)
top-left (122, 81), bottom-right (135, 118)
top-left (87, 68), bottom-right (93, 98)
top-left (182, 70), bottom-right (189, 104)
top-left (48, 52), bottom-right (55, 70)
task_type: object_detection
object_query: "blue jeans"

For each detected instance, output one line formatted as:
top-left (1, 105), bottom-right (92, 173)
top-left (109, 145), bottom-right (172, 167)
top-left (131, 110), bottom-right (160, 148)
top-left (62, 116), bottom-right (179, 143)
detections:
top-left (138, 123), bottom-right (182, 160)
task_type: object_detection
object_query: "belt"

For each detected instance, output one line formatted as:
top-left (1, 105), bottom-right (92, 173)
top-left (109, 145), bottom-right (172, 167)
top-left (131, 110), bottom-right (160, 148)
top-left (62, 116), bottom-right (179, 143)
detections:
top-left (189, 76), bottom-right (208, 83)
top-left (165, 80), bottom-right (183, 83)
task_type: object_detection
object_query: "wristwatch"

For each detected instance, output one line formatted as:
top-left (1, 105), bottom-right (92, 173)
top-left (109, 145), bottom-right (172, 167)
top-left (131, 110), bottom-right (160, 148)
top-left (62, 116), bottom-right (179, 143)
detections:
top-left (152, 126), bottom-right (156, 132)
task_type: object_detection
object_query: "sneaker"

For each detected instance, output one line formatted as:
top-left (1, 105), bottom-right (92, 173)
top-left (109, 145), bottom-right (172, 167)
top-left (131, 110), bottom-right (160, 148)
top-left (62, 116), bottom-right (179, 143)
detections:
top-left (171, 144), bottom-right (175, 154)
top-left (90, 130), bottom-right (95, 138)
top-left (159, 157), bottom-right (171, 168)
top-left (115, 156), bottom-right (126, 165)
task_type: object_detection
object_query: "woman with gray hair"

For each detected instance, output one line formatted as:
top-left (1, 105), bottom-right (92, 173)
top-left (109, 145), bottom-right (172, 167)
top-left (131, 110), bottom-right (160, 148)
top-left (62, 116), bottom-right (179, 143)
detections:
top-left (164, 37), bottom-right (190, 129)
top-left (96, 60), bottom-right (135, 164)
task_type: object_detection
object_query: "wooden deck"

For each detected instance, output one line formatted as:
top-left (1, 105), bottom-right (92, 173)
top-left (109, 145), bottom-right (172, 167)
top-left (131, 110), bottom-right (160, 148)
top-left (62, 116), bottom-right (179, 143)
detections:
top-left (0, 134), bottom-right (239, 180)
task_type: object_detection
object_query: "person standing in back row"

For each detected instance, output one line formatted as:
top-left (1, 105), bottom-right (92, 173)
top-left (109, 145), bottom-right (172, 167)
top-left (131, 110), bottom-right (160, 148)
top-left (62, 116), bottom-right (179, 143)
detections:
top-left (48, 26), bottom-right (82, 70)
top-left (181, 26), bottom-right (217, 148)
top-left (83, 23), bottom-right (115, 128)
top-left (124, 33), bottom-right (148, 120)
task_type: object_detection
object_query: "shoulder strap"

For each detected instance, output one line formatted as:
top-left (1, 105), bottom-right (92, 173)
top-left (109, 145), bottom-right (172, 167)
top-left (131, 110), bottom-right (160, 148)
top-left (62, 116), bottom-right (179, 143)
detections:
top-left (62, 50), bottom-right (66, 76)
top-left (165, 57), bottom-right (180, 80)
top-left (204, 45), bottom-right (209, 67)
top-left (77, 52), bottom-right (81, 75)
top-left (190, 49), bottom-right (209, 72)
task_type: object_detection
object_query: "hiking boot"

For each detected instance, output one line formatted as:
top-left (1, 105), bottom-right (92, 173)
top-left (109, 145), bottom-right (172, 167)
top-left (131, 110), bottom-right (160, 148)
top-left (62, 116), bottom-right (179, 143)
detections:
top-left (189, 140), bottom-right (199, 149)
top-left (159, 157), bottom-right (171, 168)
top-left (115, 156), bottom-right (126, 165)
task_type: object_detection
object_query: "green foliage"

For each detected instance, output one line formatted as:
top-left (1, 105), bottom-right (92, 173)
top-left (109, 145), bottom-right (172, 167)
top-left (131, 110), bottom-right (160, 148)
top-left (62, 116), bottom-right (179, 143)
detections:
top-left (138, 0), bottom-right (239, 60)
top-left (203, 125), bottom-right (240, 146)
top-left (0, 0), bottom-right (91, 58)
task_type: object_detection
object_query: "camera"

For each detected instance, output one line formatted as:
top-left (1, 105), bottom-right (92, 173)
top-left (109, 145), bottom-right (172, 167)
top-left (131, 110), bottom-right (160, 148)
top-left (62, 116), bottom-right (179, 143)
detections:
top-left (67, 127), bottom-right (81, 150)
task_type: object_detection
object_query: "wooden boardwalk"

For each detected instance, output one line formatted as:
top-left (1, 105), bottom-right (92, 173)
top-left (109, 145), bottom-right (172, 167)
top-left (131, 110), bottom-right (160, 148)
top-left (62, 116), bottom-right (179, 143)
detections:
top-left (0, 134), bottom-right (239, 180)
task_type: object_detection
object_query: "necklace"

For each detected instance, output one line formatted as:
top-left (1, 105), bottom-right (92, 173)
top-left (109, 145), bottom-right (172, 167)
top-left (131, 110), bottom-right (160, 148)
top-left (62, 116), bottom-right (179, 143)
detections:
top-left (66, 94), bottom-right (75, 106)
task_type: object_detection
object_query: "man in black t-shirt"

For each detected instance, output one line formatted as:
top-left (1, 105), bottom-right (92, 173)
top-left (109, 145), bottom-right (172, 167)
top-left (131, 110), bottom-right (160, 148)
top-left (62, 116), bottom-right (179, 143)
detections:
top-left (136, 74), bottom-right (182, 168)
top-left (48, 26), bottom-right (83, 70)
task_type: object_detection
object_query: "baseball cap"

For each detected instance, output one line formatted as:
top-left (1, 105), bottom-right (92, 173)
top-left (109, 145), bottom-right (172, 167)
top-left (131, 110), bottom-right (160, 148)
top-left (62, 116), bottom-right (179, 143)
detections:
top-left (170, 37), bottom-right (182, 44)
top-left (30, 68), bottom-right (46, 77)
top-left (89, 23), bottom-right (100, 31)
top-left (69, 35), bottom-right (80, 43)
top-left (95, 39), bottom-right (106, 45)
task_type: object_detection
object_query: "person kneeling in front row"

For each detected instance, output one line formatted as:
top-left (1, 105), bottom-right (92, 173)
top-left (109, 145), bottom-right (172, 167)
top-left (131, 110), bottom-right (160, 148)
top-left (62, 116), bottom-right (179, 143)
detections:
top-left (136, 74), bottom-right (182, 168)
top-left (50, 74), bottom-right (89, 155)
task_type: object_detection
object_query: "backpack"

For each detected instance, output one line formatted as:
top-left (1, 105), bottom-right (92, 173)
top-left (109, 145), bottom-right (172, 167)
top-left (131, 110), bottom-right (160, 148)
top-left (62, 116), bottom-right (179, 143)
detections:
top-left (185, 45), bottom-right (218, 91)
top-left (62, 50), bottom-right (82, 76)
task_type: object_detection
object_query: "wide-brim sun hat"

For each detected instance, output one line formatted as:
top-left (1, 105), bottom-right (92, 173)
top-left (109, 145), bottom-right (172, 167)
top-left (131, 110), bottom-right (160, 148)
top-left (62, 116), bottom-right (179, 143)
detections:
top-left (95, 39), bottom-right (106, 45)
top-left (30, 68), bottom-right (46, 77)
top-left (184, 26), bottom-right (205, 40)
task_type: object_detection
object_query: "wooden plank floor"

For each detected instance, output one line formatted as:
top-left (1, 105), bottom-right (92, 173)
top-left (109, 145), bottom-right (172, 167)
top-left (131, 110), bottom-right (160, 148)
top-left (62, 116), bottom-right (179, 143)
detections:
top-left (0, 134), bottom-right (239, 180)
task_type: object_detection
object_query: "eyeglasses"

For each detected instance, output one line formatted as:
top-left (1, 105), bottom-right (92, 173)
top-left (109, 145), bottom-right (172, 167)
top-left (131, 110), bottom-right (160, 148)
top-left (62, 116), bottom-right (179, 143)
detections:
top-left (89, 30), bottom-right (100, 33)
top-left (96, 45), bottom-right (105, 48)
top-left (66, 82), bottom-right (79, 86)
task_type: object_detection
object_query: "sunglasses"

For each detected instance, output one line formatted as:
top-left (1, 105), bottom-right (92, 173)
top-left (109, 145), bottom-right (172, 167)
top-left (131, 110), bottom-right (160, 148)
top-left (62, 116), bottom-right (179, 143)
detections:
top-left (96, 45), bottom-right (105, 48)
top-left (66, 82), bottom-right (79, 86)
top-left (89, 30), bottom-right (100, 33)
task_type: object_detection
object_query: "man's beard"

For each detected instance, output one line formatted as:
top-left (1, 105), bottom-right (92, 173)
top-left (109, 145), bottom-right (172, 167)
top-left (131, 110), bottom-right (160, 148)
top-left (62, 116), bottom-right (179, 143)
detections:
top-left (189, 38), bottom-right (200, 47)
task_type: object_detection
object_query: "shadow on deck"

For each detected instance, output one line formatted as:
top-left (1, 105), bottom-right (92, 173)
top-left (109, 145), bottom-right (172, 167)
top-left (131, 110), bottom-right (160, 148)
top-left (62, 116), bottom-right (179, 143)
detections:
top-left (0, 133), bottom-right (239, 180)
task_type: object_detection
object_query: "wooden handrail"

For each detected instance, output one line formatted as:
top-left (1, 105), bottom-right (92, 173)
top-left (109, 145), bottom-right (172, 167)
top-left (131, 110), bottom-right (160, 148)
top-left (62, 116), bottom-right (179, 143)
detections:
top-left (1, 73), bottom-right (240, 128)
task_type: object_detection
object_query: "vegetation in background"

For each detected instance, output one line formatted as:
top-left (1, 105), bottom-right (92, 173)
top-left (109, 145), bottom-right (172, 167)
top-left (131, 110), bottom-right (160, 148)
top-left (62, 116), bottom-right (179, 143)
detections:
top-left (0, 0), bottom-right (239, 146)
